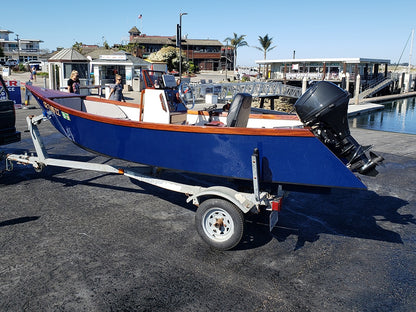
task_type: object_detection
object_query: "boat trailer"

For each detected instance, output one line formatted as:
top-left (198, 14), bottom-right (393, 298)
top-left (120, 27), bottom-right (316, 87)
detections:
top-left (5, 114), bottom-right (285, 250)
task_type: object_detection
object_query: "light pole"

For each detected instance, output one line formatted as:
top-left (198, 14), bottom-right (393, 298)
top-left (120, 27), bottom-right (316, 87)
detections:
top-left (178, 12), bottom-right (187, 78)
top-left (15, 34), bottom-right (20, 63)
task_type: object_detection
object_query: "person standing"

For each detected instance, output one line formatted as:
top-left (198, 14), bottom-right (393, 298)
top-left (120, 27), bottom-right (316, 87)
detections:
top-left (67, 70), bottom-right (80, 94)
top-left (108, 74), bottom-right (126, 102)
top-left (31, 66), bottom-right (37, 82)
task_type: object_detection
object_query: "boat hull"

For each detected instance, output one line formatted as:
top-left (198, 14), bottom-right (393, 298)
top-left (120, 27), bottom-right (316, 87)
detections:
top-left (28, 86), bottom-right (366, 189)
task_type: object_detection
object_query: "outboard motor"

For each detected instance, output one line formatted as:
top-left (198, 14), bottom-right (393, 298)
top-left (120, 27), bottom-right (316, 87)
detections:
top-left (294, 81), bottom-right (384, 176)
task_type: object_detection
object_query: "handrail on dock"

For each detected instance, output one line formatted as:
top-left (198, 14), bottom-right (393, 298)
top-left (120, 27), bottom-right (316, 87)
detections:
top-left (187, 81), bottom-right (303, 103)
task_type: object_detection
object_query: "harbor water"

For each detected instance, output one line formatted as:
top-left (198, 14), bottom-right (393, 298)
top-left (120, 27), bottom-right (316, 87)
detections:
top-left (349, 96), bottom-right (416, 135)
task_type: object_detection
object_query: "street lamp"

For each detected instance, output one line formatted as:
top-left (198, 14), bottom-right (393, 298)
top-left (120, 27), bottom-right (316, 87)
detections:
top-left (178, 12), bottom-right (187, 78)
top-left (15, 34), bottom-right (20, 63)
top-left (225, 40), bottom-right (229, 80)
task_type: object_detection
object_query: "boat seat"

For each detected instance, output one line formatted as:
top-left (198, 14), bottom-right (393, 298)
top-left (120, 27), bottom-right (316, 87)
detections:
top-left (205, 93), bottom-right (252, 127)
top-left (226, 93), bottom-right (252, 127)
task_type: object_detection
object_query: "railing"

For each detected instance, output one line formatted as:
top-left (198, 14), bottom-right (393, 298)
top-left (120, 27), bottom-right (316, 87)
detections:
top-left (188, 81), bottom-right (302, 102)
top-left (361, 74), bottom-right (385, 90)
top-left (358, 77), bottom-right (393, 99)
top-left (271, 72), bottom-right (343, 81)
top-left (1, 48), bottom-right (46, 54)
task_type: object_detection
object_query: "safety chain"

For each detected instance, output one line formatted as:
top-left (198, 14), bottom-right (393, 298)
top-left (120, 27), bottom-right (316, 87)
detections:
top-left (0, 152), bottom-right (13, 177)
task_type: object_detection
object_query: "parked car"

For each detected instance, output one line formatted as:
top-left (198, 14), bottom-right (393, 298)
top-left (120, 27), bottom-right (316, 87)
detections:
top-left (0, 75), bottom-right (21, 145)
top-left (24, 60), bottom-right (43, 70)
top-left (5, 59), bottom-right (19, 67)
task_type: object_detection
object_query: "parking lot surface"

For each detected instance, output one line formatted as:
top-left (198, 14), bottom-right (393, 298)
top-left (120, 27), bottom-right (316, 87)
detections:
top-left (1, 106), bottom-right (415, 311)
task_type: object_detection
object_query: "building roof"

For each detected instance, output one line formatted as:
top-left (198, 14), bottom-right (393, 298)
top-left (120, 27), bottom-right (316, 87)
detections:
top-left (256, 57), bottom-right (390, 65)
top-left (90, 50), bottom-right (150, 66)
top-left (84, 47), bottom-right (121, 59)
top-left (20, 39), bottom-right (43, 43)
top-left (131, 36), bottom-right (176, 45)
top-left (49, 48), bottom-right (89, 62)
top-left (186, 39), bottom-right (222, 46)
top-left (129, 26), bottom-right (140, 34)
top-left (131, 35), bottom-right (222, 47)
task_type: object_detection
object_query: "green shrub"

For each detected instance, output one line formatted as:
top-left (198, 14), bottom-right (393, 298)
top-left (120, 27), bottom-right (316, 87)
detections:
top-left (241, 75), bottom-right (250, 82)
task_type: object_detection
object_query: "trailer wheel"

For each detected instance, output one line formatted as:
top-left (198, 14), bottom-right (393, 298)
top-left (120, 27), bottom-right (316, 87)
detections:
top-left (195, 198), bottom-right (245, 250)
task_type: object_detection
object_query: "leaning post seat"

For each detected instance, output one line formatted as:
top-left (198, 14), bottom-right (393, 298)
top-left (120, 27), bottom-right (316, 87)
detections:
top-left (226, 93), bottom-right (252, 127)
top-left (205, 93), bottom-right (252, 127)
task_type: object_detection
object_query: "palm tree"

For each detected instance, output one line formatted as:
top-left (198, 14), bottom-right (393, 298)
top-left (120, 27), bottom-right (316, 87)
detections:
top-left (255, 34), bottom-right (276, 60)
top-left (224, 33), bottom-right (248, 71)
top-left (255, 34), bottom-right (276, 78)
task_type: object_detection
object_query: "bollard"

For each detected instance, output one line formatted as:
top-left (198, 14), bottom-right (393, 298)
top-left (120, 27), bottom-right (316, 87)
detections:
top-left (25, 80), bottom-right (32, 106)
top-left (399, 73), bottom-right (405, 93)
top-left (354, 74), bottom-right (360, 105)
top-left (404, 73), bottom-right (412, 93)
top-left (302, 76), bottom-right (307, 94)
top-left (346, 72), bottom-right (350, 92)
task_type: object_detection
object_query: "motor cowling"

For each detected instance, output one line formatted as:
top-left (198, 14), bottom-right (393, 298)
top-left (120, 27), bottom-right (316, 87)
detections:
top-left (294, 81), bottom-right (383, 176)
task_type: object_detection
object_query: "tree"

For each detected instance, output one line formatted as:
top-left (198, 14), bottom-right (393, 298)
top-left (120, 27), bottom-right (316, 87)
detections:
top-left (255, 34), bottom-right (276, 78)
top-left (148, 46), bottom-right (188, 72)
top-left (255, 34), bottom-right (276, 60)
top-left (224, 33), bottom-right (248, 71)
top-left (119, 42), bottom-right (143, 56)
top-left (72, 42), bottom-right (83, 53)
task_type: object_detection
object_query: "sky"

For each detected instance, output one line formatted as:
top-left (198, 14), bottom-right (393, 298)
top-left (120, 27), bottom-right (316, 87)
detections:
top-left (1, 0), bottom-right (415, 66)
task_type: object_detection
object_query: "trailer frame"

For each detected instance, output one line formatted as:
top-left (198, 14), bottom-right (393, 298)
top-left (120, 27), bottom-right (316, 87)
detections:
top-left (5, 114), bottom-right (285, 250)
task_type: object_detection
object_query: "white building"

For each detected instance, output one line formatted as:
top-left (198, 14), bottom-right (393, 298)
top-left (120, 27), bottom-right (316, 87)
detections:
top-left (256, 57), bottom-right (390, 81)
top-left (0, 29), bottom-right (45, 64)
top-left (48, 48), bottom-right (90, 92)
top-left (90, 51), bottom-right (151, 91)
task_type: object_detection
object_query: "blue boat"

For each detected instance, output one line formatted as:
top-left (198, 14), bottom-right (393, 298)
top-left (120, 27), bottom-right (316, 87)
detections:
top-left (19, 77), bottom-right (386, 250)
top-left (26, 77), bottom-right (382, 191)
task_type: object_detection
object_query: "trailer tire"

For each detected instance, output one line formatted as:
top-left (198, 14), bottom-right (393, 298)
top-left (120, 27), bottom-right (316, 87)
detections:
top-left (195, 198), bottom-right (244, 250)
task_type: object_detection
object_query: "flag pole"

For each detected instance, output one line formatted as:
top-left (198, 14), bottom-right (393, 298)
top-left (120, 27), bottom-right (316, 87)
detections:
top-left (138, 14), bottom-right (143, 32)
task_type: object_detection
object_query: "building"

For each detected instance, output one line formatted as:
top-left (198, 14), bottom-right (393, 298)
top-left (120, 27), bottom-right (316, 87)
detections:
top-left (0, 29), bottom-right (45, 64)
top-left (128, 27), bottom-right (233, 71)
top-left (90, 51), bottom-right (151, 91)
top-left (48, 48), bottom-right (90, 92)
top-left (256, 57), bottom-right (390, 82)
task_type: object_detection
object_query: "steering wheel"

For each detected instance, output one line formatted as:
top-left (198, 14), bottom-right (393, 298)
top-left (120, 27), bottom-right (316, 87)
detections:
top-left (178, 83), bottom-right (195, 109)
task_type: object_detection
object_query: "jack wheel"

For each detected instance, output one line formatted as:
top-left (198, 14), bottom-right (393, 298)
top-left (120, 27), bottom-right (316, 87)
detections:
top-left (34, 163), bottom-right (45, 173)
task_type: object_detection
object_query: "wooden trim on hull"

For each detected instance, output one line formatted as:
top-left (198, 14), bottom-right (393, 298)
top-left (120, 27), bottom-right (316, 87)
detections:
top-left (29, 85), bottom-right (315, 138)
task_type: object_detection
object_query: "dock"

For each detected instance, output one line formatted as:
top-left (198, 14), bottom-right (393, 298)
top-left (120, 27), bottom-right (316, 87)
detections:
top-left (360, 91), bottom-right (416, 103)
top-left (347, 102), bottom-right (384, 117)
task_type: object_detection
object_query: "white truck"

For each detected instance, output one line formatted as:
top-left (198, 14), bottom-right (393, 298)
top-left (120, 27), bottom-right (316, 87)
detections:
top-left (237, 66), bottom-right (259, 77)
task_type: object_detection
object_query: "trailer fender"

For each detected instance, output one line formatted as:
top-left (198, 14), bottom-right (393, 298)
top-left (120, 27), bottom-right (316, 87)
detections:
top-left (186, 186), bottom-right (257, 213)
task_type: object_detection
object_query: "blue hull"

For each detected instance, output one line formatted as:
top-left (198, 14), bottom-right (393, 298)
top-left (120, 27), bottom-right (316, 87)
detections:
top-left (28, 86), bottom-right (366, 190)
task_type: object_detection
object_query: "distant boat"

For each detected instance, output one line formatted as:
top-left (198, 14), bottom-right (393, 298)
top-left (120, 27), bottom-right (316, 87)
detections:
top-left (26, 73), bottom-right (383, 190)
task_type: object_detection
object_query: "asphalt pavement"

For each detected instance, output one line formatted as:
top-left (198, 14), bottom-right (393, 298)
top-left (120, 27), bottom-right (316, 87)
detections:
top-left (1, 73), bottom-right (416, 311)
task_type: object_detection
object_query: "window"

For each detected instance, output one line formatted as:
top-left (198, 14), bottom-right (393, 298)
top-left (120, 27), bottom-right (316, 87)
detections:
top-left (64, 63), bottom-right (89, 79)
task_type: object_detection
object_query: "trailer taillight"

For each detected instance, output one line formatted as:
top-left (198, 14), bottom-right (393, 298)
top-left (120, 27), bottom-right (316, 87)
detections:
top-left (271, 197), bottom-right (283, 212)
